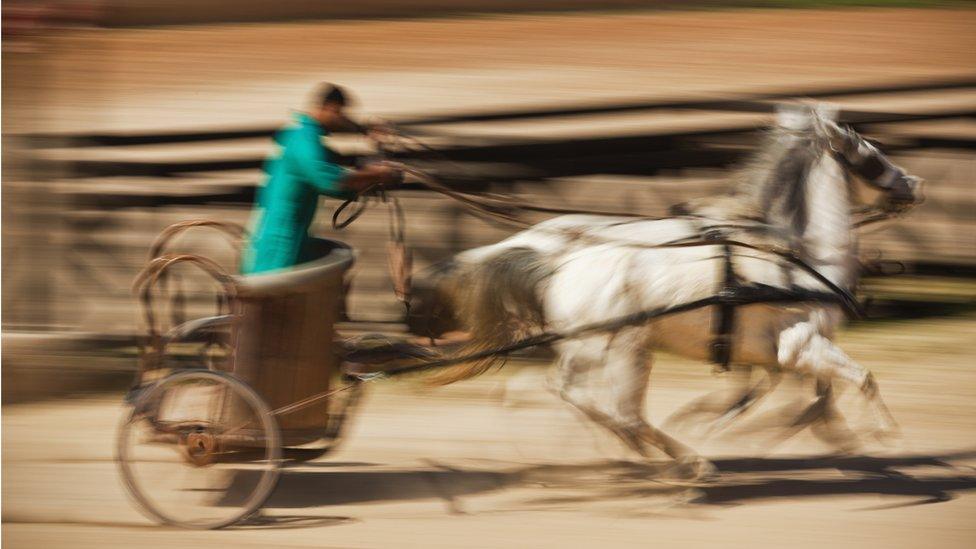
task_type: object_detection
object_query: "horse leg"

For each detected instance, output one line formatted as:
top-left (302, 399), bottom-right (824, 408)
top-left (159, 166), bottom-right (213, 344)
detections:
top-left (551, 340), bottom-right (638, 449)
top-left (705, 364), bottom-right (783, 435)
top-left (664, 364), bottom-right (782, 436)
top-left (779, 327), bottom-right (899, 441)
top-left (806, 378), bottom-right (862, 451)
top-left (551, 341), bottom-right (594, 407)
top-left (600, 334), bottom-right (713, 479)
top-left (663, 365), bottom-right (752, 432)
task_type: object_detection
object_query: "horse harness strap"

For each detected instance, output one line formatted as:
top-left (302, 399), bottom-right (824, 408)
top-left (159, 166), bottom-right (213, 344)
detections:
top-left (692, 223), bottom-right (742, 373)
top-left (334, 134), bottom-right (870, 376)
top-left (364, 283), bottom-right (852, 379)
top-left (711, 241), bottom-right (739, 372)
top-left (694, 225), bottom-right (850, 373)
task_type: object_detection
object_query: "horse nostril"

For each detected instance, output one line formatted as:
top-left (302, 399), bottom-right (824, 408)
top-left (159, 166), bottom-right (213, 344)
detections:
top-left (909, 177), bottom-right (926, 204)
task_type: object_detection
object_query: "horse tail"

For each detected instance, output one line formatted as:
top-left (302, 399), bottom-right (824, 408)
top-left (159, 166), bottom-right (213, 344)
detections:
top-left (425, 246), bottom-right (552, 386)
top-left (406, 257), bottom-right (464, 340)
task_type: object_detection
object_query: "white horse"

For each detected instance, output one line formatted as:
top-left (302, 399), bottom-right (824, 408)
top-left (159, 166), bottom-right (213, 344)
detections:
top-left (411, 103), bottom-right (923, 475)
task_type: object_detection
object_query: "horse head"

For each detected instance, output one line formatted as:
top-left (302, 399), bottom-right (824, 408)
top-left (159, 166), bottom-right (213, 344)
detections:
top-left (796, 102), bottom-right (925, 216)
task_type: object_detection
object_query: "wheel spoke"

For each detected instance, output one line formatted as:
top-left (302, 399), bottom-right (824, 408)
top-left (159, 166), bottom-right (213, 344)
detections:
top-left (117, 370), bottom-right (281, 529)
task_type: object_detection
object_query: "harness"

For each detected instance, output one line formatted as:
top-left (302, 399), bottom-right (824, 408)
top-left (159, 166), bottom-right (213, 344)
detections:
top-left (128, 117), bottom-right (918, 423)
top-left (335, 187), bottom-right (867, 376)
top-left (711, 241), bottom-right (739, 370)
top-left (328, 126), bottom-right (910, 376)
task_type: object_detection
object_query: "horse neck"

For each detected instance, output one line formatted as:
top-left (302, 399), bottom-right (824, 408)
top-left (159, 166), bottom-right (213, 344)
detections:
top-left (799, 150), bottom-right (857, 288)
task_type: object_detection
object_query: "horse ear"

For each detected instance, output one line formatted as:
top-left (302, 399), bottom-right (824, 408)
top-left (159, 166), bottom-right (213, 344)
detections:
top-left (810, 102), bottom-right (849, 148)
top-left (813, 102), bottom-right (840, 122)
top-left (774, 103), bottom-right (813, 130)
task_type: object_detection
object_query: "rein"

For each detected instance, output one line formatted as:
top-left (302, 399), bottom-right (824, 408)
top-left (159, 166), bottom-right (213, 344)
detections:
top-left (130, 121), bottom-right (918, 412)
top-left (329, 126), bottom-right (914, 374)
top-left (352, 284), bottom-right (853, 380)
top-left (339, 175), bottom-right (865, 310)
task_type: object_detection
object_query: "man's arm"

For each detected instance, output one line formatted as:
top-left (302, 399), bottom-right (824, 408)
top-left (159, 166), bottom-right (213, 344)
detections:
top-left (291, 125), bottom-right (401, 197)
top-left (341, 164), bottom-right (400, 192)
top-left (289, 128), bottom-right (354, 199)
top-left (333, 113), bottom-right (367, 134)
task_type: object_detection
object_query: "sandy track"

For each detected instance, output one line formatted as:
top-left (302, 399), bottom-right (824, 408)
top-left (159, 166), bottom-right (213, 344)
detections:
top-left (14, 8), bottom-right (976, 133)
top-left (5, 8), bottom-right (976, 547)
top-left (4, 315), bottom-right (976, 548)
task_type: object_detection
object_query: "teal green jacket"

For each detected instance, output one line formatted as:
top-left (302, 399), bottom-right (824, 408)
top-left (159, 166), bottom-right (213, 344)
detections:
top-left (241, 113), bottom-right (355, 274)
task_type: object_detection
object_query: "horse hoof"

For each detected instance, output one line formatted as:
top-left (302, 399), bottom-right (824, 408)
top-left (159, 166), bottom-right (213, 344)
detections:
top-left (665, 457), bottom-right (718, 485)
top-left (692, 458), bottom-right (719, 482)
top-left (871, 425), bottom-right (902, 446)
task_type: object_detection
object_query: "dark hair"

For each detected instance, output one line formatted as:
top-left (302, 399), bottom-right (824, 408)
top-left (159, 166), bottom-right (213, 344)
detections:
top-left (319, 83), bottom-right (349, 106)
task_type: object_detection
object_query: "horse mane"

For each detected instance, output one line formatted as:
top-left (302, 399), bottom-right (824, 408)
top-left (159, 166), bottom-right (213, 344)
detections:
top-left (673, 120), bottom-right (822, 238)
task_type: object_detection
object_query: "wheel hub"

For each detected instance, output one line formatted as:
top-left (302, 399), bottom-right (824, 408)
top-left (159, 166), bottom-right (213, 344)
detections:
top-left (183, 428), bottom-right (218, 466)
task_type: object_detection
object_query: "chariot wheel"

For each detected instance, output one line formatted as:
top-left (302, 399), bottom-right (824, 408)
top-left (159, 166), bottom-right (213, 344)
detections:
top-left (117, 369), bottom-right (281, 529)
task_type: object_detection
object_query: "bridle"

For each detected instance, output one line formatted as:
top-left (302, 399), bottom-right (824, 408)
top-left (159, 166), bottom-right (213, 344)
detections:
top-left (811, 114), bottom-right (923, 226)
top-left (334, 119), bottom-right (921, 327)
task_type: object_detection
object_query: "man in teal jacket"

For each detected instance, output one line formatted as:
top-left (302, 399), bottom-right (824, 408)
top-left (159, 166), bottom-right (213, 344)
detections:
top-left (241, 84), bottom-right (399, 274)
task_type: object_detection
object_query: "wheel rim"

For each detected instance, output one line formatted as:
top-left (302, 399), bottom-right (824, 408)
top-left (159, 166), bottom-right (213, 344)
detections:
top-left (117, 370), bottom-right (281, 529)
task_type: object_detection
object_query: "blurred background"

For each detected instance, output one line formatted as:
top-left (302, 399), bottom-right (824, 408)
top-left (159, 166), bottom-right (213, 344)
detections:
top-left (2, 1), bottom-right (975, 547)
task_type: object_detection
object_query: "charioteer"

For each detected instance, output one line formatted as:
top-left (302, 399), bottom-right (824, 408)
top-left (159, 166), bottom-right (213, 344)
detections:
top-left (241, 83), bottom-right (402, 274)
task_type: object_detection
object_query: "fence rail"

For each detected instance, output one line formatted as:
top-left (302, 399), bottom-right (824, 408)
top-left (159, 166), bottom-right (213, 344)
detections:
top-left (6, 77), bottom-right (975, 336)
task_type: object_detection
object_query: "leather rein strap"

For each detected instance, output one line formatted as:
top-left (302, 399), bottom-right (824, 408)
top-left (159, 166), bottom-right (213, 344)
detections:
top-left (711, 242), bottom-right (738, 371)
top-left (333, 130), bottom-right (886, 371)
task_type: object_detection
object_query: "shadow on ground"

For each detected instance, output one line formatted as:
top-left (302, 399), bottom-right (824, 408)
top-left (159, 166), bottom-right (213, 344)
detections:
top-left (245, 449), bottom-right (976, 524)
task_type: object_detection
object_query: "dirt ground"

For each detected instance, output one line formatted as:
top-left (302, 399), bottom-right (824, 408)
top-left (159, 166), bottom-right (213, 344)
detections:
top-left (14, 8), bottom-right (976, 133)
top-left (4, 7), bottom-right (976, 548)
top-left (4, 313), bottom-right (976, 548)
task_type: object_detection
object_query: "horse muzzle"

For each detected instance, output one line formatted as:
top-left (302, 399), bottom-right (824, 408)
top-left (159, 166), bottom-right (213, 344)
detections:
top-left (881, 174), bottom-right (925, 213)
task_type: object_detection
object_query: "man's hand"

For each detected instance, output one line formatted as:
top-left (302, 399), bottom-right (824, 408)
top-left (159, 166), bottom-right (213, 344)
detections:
top-left (343, 163), bottom-right (402, 193)
top-left (370, 163), bottom-right (403, 186)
